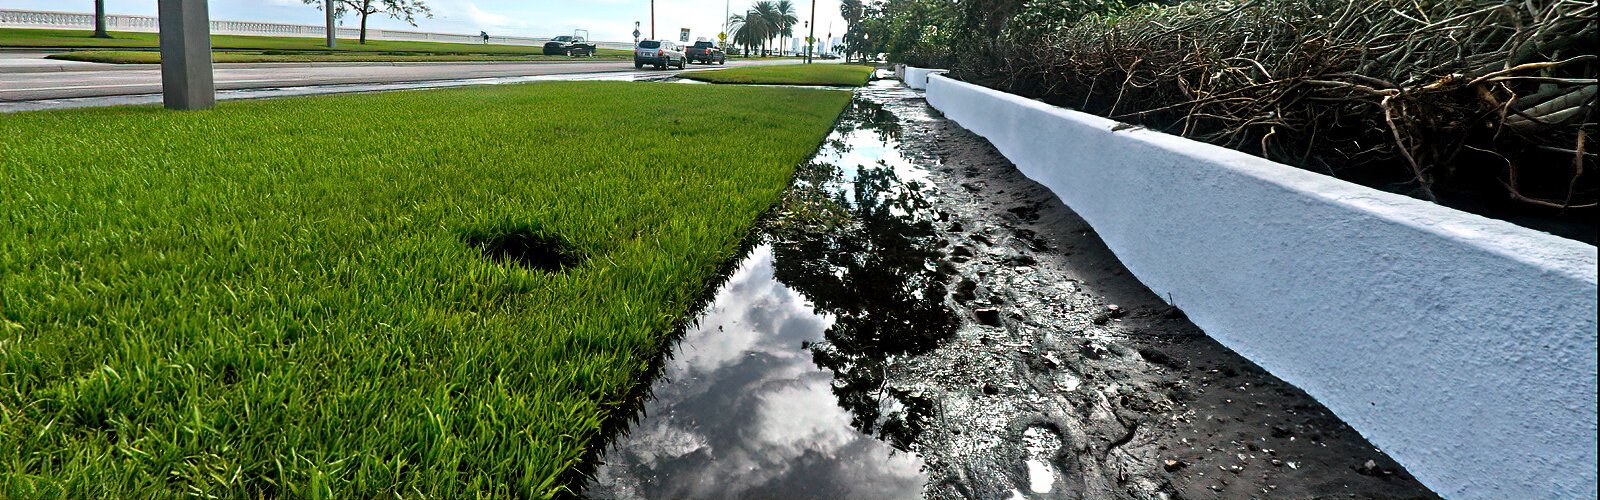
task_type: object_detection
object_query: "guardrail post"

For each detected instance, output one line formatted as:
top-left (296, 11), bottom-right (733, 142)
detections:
top-left (158, 0), bottom-right (215, 110)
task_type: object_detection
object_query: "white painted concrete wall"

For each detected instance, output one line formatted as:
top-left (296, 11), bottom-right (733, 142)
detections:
top-left (923, 73), bottom-right (1598, 499)
top-left (902, 67), bottom-right (947, 90)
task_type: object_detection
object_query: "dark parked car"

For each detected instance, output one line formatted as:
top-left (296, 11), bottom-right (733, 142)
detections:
top-left (686, 41), bottom-right (726, 65)
top-left (543, 31), bottom-right (596, 57)
top-left (634, 40), bottom-right (686, 69)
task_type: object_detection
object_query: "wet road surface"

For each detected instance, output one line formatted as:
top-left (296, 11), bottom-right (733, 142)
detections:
top-left (0, 55), bottom-right (805, 111)
top-left (579, 75), bottom-right (1439, 499)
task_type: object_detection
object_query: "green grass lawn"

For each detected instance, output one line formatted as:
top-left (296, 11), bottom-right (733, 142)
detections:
top-left (0, 28), bottom-right (610, 56)
top-left (683, 64), bottom-right (878, 86)
top-left (0, 82), bottom-right (850, 498)
top-left (46, 50), bottom-right (629, 64)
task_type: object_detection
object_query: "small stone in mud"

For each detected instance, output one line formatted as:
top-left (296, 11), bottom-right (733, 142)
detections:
top-left (947, 221), bottom-right (964, 233)
top-left (1107, 304), bottom-right (1126, 318)
top-left (1164, 459), bottom-right (1187, 472)
top-left (951, 245), bottom-right (975, 258)
top-left (1138, 347), bottom-right (1179, 368)
top-left (1092, 312), bottom-right (1114, 326)
top-left (982, 383), bottom-right (1000, 396)
top-left (1354, 459), bottom-right (1394, 477)
top-left (975, 308), bottom-right (1002, 326)
top-left (971, 234), bottom-right (994, 245)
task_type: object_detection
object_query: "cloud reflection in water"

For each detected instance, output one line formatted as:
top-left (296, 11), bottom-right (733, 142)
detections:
top-left (588, 94), bottom-right (950, 500)
top-left (589, 246), bottom-right (926, 500)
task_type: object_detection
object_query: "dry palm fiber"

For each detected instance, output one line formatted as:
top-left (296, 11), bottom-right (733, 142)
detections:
top-left (966, 0), bottom-right (1596, 209)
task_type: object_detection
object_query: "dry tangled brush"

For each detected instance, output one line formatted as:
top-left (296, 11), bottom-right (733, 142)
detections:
top-left (968, 0), bottom-right (1597, 211)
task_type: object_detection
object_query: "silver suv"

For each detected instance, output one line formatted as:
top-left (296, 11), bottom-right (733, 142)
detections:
top-left (634, 40), bottom-right (686, 70)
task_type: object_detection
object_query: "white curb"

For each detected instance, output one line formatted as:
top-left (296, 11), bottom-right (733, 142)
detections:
top-left (924, 73), bottom-right (1598, 499)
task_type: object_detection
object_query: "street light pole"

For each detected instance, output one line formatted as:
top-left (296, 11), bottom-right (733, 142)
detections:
top-left (650, 0), bottom-right (655, 40)
top-left (157, 0), bottom-right (214, 110)
top-left (806, 0), bottom-right (817, 63)
top-left (324, 0), bottom-right (336, 48)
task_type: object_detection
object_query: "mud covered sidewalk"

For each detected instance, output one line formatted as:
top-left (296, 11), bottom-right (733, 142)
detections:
top-left (867, 79), bottom-right (1438, 499)
top-left (584, 75), bottom-right (1439, 499)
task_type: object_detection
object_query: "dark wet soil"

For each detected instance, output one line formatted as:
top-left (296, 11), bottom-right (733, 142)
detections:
top-left (582, 74), bottom-right (1440, 500)
top-left (464, 227), bottom-right (582, 272)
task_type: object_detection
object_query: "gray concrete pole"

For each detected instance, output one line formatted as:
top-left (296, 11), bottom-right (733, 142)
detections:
top-left (158, 0), bottom-right (215, 110)
top-left (325, 0), bottom-right (337, 48)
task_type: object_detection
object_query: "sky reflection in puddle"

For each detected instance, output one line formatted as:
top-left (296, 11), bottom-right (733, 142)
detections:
top-left (587, 246), bottom-right (926, 499)
top-left (586, 88), bottom-right (952, 499)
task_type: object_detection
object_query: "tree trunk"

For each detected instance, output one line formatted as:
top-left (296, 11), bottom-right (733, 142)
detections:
top-left (92, 0), bottom-right (112, 38)
top-left (358, 0), bottom-right (371, 45)
top-left (324, 0), bottom-right (336, 48)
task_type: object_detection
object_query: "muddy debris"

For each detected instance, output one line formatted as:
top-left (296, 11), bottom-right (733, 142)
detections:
top-left (585, 76), bottom-right (1438, 500)
top-left (823, 78), bottom-right (1439, 499)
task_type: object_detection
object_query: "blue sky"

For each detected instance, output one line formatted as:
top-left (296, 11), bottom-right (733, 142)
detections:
top-left (7, 0), bottom-right (848, 44)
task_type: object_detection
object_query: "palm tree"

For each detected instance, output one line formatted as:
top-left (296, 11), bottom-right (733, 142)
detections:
top-left (840, 0), bottom-right (863, 62)
top-left (772, 0), bottom-right (799, 56)
top-left (729, 11), bottom-right (771, 58)
top-left (751, 1), bottom-right (776, 56)
top-left (91, 0), bottom-right (111, 39)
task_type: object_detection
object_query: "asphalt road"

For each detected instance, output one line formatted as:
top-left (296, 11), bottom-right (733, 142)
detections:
top-left (0, 54), bottom-right (806, 104)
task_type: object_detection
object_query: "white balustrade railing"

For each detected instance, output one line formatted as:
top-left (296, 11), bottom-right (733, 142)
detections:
top-left (1, 9), bottom-right (625, 49)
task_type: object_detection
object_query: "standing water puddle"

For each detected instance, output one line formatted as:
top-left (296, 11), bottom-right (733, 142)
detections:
top-left (584, 81), bottom-right (953, 499)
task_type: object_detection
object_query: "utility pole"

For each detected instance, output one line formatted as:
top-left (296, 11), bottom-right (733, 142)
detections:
top-left (324, 0), bottom-right (336, 48)
top-left (723, 0), bottom-right (730, 50)
top-left (650, 0), bottom-right (655, 39)
top-left (158, 0), bottom-right (215, 110)
top-left (806, 0), bottom-right (817, 63)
